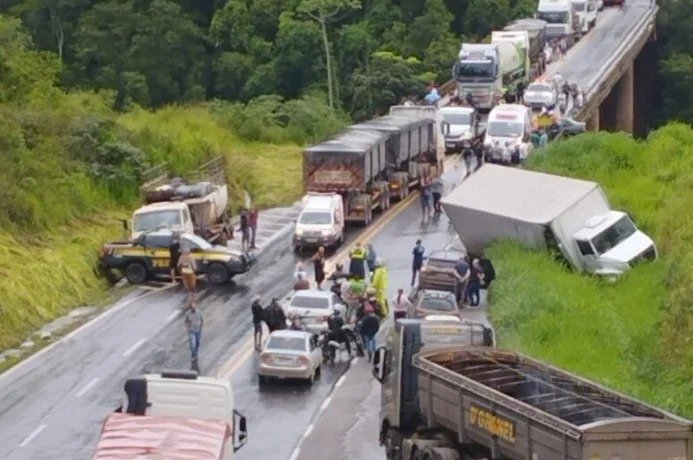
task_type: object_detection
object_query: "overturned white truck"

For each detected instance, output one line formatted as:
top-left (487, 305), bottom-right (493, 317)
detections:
top-left (441, 164), bottom-right (657, 276)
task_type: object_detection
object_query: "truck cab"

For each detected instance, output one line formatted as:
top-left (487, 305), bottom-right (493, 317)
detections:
top-left (373, 317), bottom-right (494, 459)
top-left (571, 0), bottom-right (598, 33)
top-left (93, 371), bottom-right (248, 459)
top-left (484, 104), bottom-right (534, 163)
top-left (536, 0), bottom-right (581, 45)
top-left (440, 106), bottom-right (480, 153)
top-left (453, 44), bottom-right (501, 110)
top-left (293, 193), bottom-right (345, 252)
top-left (132, 201), bottom-right (193, 240)
top-left (571, 211), bottom-right (658, 276)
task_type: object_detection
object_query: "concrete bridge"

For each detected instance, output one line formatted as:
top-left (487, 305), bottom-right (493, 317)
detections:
top-left (543, 0), bottom-right (658, 136)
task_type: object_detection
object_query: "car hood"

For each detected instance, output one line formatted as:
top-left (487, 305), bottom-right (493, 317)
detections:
top-left (599, 231), bottom-right (655, 264)
top-left (286, 306), bottom-right (331, 318)
top-left (295, 224), bottom-right (331, 233)
top-left (524, 92), bottom-right (554, 103)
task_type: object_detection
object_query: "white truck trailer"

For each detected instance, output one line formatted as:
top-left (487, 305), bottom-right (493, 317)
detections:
top-left (441, 164), bottom-right (657, 276)
top-left (491, 31), bottom-right (531, 93)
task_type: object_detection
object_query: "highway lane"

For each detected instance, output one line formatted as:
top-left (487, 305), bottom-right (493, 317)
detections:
top-left (0, 195), bottom-right (416, 459)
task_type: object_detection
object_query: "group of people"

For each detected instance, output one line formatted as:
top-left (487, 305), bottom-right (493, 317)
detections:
top-left (237, 207), bottom-right (259, 252)
top-left (419, 175), bottom-right (444, 222)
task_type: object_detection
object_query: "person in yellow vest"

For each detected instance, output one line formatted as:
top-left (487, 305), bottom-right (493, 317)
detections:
top-left (372, 259), bottom-right (389, 317)
top-left (349, 242), bottom-right (367, 280)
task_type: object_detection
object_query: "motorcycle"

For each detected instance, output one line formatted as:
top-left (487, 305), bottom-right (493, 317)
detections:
top-left (342, 323), bottom-right (365, 357)
top-left (317, 329), bottom-right (341, 365)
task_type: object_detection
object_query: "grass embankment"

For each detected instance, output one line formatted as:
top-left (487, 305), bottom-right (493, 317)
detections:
top-left (487, 123), bottom-right (693, 417)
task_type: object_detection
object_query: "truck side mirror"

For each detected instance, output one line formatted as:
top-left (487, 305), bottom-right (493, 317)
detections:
top-left (233, 410), bottom-right (248, 452)
top-left (372, 346), bottom-right (388, 383)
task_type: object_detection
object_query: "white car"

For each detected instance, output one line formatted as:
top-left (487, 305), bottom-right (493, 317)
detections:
top-left (284, 290), bottom-right (345, 334)
top-left (258, 330), bottom-right (322, 385)
top-left (523, 81), bottom-right (558, 111)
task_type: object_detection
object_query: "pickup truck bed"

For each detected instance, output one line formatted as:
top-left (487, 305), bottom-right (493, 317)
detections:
top-left (415, 347), bottom-right (692, 460)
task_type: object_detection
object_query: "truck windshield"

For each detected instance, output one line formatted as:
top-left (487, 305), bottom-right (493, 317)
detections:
top-left (572, 1), bottom-right (585, 10)
top-left (487, 120), bottom-right (524, 137)
top-left (443, 112), bottom-right (471, 125)
top-left (528, 84), bottom-right (552, 93)
top-left (298, 211), bottom-right (332, 225)
top-left (134, 210), bottom-right (181, 232)
top-left (591, 216), bottom-right (637, 255)
top-left (537, 11), bottom-right (569, 23)
top-left (456, 61), bottom-right (495, 79)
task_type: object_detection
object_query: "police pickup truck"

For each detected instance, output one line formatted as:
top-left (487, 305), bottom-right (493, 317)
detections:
top-left (100, 230), bottom-right (255, 285)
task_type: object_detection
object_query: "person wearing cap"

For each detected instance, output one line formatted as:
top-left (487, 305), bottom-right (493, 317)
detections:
top-left (372, 259), bottom-right (389, 317)
top-left (360, 305), bottom-right (380, 362)
top-left (251, 295), bottom-right (264, 351)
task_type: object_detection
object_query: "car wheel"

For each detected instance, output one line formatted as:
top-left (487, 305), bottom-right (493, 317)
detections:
top-left (124, 262), bottom-right (148, 284)
top-left (315, 366), bottom-right (321, 380)
top-left (258, 375), bottom-right (267, 385)
top-left (206, 263), bottom-right (229, 285)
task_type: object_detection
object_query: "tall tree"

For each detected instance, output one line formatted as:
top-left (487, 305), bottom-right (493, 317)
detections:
top-left (297, 0), bottom-right (361, 109)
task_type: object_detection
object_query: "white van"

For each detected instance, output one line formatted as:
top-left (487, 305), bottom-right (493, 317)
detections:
top-left (537, 0), bottom-right (580, 45)
top-left (484, 104), bottom-right (533, 163)
top-left (294, 193), bottom-right (345, 252)
top-left (571, 0), bottom-right (598, 33)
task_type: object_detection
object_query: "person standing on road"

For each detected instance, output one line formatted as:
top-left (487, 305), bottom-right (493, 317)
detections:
top-left (349, 242), bottom-right (367, 280)
top-left (313, 245), bottom-right (326, 289)
top-left (360, 305), bottom-right (380, 362)
top-left (267, 298), bottom-right (287, 332)
top-left (177, 248), bottom-right (197, 303)
top-left (169, 233), bottom-right (181, 284)
top-left (238, 209), bottom-right (250, 252)
top-left (251, 296), bottom-right (264, 351)
top-left (249, 207), bottom-right (259, 249)
top-left (411, 240), bottom-right (425, 286)
top-left (185, 302), bottom-right (203, 360)
top-left (473, 138), bottom-right (484, 172)
top-left (559, 36), bottom-right (568, 59)
top-left (516, 81), bottom-right (525, 104)
top-left (466, 259), bottom-right (485, 307)
top-left (392, 288), bottom-right (414, 318)
top-left (366, 243), bottom-right (377, 273)
top-left (462, 142), bottom-right (474, 177)
top-left (372, 259), bottom-right (389, 317)
top-left (452, 257), bottom-right (471, 305)
top-left (431, 176), bottom-right (444, 214)
top-left (420, 177), bottom-right (432, 222)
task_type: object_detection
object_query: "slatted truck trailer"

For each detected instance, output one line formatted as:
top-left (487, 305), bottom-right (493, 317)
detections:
top-left (380, 346), bottom-right (692, 460)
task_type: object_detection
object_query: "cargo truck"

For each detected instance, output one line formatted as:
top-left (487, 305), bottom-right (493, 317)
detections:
top-left (441, 164), bottom-right (657, 276)
top-left (389, 105), bottom-right (446, 172)
top-left (303, 129), bottom-right (392, 226)
top-left (127, 157), bottom-right (234, 245)
top-left (379, 346), bottom-right (692, 460)
top-left (536, 0), bottom-right (582, 45)
top-left (92, 371), bottom-right (248, 459)
top-left (503, 19), bottom-right (549, 75)
top-left (453, 44), bottom-right (502, 110)
top-left (491, 31), bottom-right (531, 93)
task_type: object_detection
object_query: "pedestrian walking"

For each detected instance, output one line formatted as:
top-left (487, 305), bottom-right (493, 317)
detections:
top-left (452, 256), bottom-right (471, 304)
top-left (431, 176), bottom-right (444, 214)
top-left (411, 239), bottom-right (425, 286)
top-left (348, 242), bottom-right (367, 280)
top-left (168, 233), bottom-right (181, 284)
top-left (185, 302), bottom-right (203, 360)
top-left (249, 207), bottom-right (259, 249)
top-left (420, 177), bottom-right (432, 222)
top-left (466, 259), bottom-right (485, 307)
top-left (473, 139), bottom-right (484, 172)
top-left (313, 245), bottom-right (326, 289)
top-left (366, 243), bottom-right (377, 273)
top-left (267, 298), bottom-right (286, 332)
top-left (238, 209), bottom-right (250, 252)
top-left (462, 142), bottom-right (474, 177)
top-left (516, 81), bottom-right (525, 104)
top-left (293, 273), bottom-right (310, 291)
top-left (251, 295), bottom-right (264, 351)
top-left (360, 306), bottom-right (380, 362)
top-left (559, 36), bottom-right (568, 59)
top-left (392, 288), bottom-right (414, 318)
top-left (177, 248), bottom-right (197, 303)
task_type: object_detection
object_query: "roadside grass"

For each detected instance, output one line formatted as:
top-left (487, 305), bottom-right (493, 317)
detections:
top-left (0, 212), bottom-right (126, 351)
top-left (487, 123), bottom-right (693, 418)
top-left (118, 105), bottom-right (303, 210)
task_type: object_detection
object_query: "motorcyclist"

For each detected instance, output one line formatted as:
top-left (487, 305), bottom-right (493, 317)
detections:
top-left (327, 308), bottom-right (351, 356)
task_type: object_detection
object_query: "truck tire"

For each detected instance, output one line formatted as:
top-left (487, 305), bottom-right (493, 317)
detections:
top-left (124, 262), bottom-right (148, 284)
top-left (206, 263), bottom-right (229, 285)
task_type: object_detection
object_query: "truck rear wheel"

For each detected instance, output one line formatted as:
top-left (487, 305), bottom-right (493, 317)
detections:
top-left (207, 263), bottom-right (229, 285)
top-left (124, 262), bottom-right (148, 284)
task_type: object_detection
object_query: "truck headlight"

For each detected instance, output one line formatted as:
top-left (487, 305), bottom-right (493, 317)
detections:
top-left (295, 228), bottom-right (304, 236)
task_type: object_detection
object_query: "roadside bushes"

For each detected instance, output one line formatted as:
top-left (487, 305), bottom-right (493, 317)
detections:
top-left (488, 124), bottom-right (693, 417)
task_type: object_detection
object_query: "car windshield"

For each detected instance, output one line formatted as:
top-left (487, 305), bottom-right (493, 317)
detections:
top-left (537, 11), bottom-right (569, 23)
top-left (181, 234), bottom-right (212, 251)
top-left (487, 120), bottom-right (524, 137)
top-left (419, 296), bottom-right (457, 312)
top-left (298, 211), bottom-right (331, 225)
top-left (591, 216), bottom-right (638, 255)
top-left (267, 336), bottom-right (306, 351)
top-left (426, 257), bottom-right (458, 269)
top-left (456, 61), bottom-right (495, 79)
top-left (572, 1), bottom-right (585, 10)
top-left (528, 84), bottom-right (552, 93)
top-left (290, 295), bottom-right (330, 309)
top-left (133, 210), bottom-right (181, 232)
top-left (443, 112), bottom-right (471, 125)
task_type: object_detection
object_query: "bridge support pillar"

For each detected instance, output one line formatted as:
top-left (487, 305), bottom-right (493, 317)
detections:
top-left (615, 63), bottom-right (634, 134)
top-left (586, 110), bottom-right (600, 132)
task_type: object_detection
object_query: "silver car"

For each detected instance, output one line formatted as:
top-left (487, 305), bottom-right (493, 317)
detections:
top-left (284, 290), bottom-right (345, 334)
top-left (523, 81), bottom-right (558, 111)
top-left (409, 289), bottom-right (461, 319)
top-left (258, 330), bottom-right (322, 385)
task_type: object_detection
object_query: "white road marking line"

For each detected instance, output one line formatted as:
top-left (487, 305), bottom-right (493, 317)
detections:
top-left (75, 377), bottom-right (100, 398)
top-left (164, 311), bottom-right (179, 324)
top-left (19, 424), bottom-right (47, 447)
top-left (122, 338), bottom-right (146, 357)
top-left (319, 395), bottom-right (333, 412)
top-left (335, 375), bottom-right (346, 388)
top-left (289, 448), bottom-right (300, 460)
top-left (302, 423), bottom-right (314, 439)
top-left (219, 338), bottom-right (255, 379)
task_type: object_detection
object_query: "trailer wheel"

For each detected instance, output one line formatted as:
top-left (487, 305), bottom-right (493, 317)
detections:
top-left (124, 262), bottom-right (148, 284)
top-left (206, 263), bottom-right (229, 285)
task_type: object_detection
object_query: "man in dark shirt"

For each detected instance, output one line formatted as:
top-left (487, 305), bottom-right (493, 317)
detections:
top-left (466, 259), bottom-right (485, 307)
top-left (168, 233), bottom-right (180, 284)
top-left (453, 258), bottom-right (470, 304)
top-left (267, 298), bottom-right (287, 332)
top-left (411, 240), bottom-right (425, 286)
top-left (251, 295), bottom-right (264, 350)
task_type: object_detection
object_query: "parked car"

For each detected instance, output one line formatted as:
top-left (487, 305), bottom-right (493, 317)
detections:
top-left (409, 289), bottom-right (461, 318)
top-left (258, 330), bottom-right (322, 385)
top-left (523, 81), bottom-right (558, 111)
top-left (284, 290), bottom-right (345, 334)
top-left (418, 250), bottom-right (465, 292)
